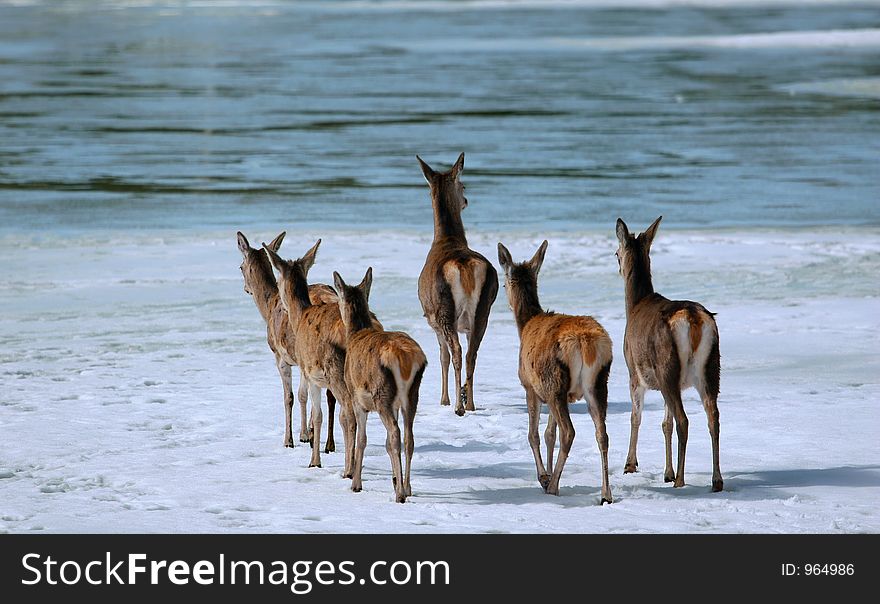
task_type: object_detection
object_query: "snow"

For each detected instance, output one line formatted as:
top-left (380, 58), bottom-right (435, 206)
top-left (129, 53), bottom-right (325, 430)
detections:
top-left (1, 227), bottom-right (878, 533)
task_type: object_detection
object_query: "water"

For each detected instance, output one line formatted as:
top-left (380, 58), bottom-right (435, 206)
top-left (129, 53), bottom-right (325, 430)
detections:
top-left (1, 0), bottom-right (878, 234)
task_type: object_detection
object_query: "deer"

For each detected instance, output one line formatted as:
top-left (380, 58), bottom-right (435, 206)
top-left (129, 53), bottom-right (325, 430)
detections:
top-left (417, 153), bottom-right (498, 417)
top-left (236, 231), bottom-right (339, 452)
top-left (498, 240), bottom-right (614, 503)
top-left (333, 268), bottom-right (427, 503)
top-left (615, 217), bottom-right (723, 492)
top-left (263, 240), bottom-right (378, 470)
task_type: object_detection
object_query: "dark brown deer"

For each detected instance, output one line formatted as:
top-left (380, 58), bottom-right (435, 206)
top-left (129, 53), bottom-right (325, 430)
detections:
top-left (236, 231), bottom-right (338, 451)
top-left (615, 217), bottom-right (723, 492)
top-left (498, 241), bottom-right (613, 503)
top-left (417, 153), bottom-right (498, 416)
top-left (333, 268), bottom-right (427, 503)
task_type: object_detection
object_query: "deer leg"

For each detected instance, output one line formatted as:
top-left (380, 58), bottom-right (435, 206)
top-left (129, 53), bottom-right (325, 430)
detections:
top-left (338, 401), bottom-right (354, 478)
top-left (661, 404), bottom-right (675, 482)
top-left (402, 371), bottom-right (421, 497)
top-left (661, 387), bottom-right (688, 488)
top-left (435, 333), bottom-right (451, 407)
top-left (697, 386), bottom-right (723, 492)
top-left (525, 387), bottom-right (550, 490)
top-left (445, 331), bottom-right (464, 417)
top-left (296, 373), bottom-right (311, 443)
top-left (378, 406), bottom-right (406, 503)
top-left (545, 395), bottom-right (575, 496)
top-left (544, 412), bottom-right (557, 477)
top-left (624, 380), bottom-right (645, 473)
top-left (324, 390), bottom-right (336, 454)
top-left (308, 383), bottom-right (323, 468)
top-left (351, 406), bottom-right (368, 493)
top-left (463, 287), bottom-right (491, 412)
top-left (276, 358), bottom-right (294, 448)
top-left (587, 389), bottom-right (612, 505)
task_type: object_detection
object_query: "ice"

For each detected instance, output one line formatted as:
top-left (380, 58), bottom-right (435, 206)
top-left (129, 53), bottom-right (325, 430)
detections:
top-left (1, 227), bottom-right (878, 533)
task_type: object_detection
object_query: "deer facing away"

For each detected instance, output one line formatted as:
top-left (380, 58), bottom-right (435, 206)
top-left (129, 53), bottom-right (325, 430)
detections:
top-left (616, 217), bottom-right (723, 492)
top-left (333, 268), bottom-right (427, 503)
top-left (417, 153), bottom-right (498, 416)
top-left (264, 240), bottom-right (365, 469)
top-left (498, 240), bottom-right (614, 503)
top-left (236, 231), bottom-right (338, 451)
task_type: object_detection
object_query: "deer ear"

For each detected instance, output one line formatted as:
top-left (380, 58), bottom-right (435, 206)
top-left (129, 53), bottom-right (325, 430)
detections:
top-left (497, 242), bottom-right (513, 275)
top-left (451, 152), bottom-right (465, 179)
top-left (615, 218), bottom-right (630, 245)
top-left (263, 243), bottom-right (285, 272)
top-left (416, 155), bottom-right (435, 184)
top-left (266, 231), bottom-right (286, 253)
top-left (300, 239), bottom-right (321, 274)
top-left (528, 240), bottom-right (549, 275)
top-left (358, 267), bottom-right (373, 301)
top-left (642, 216), bottom-right (662, 249)
top-left (333, 271), bottom-right (346, 296)
top-left (237, 231), bottom-right (251, 257)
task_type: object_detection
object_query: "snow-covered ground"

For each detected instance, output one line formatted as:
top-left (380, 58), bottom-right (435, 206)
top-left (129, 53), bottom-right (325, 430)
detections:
top-left (1, 227), bottom-right (878, 533)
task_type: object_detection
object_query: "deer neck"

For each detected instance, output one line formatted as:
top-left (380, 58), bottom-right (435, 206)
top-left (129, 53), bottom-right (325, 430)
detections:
top-left (624, 256), bottom-right (655, 315)
top-left (251, 279), bottom-right (278, 324)
top-left (285, 275), bottom-right (313, 327)
top-left (345, 297), bottom-right (374, 339)
top-left (511, 284), bottom-right (544, 336)
top-left (432, 191), bottom-right (467, 243)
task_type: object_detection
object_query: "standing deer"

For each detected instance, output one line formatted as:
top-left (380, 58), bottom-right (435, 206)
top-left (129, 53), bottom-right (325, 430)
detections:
top-left (615, 217), bottom-right (723, 492)
top-left (333, 268), bottom-right (427, 503)
top-left (264, 240), bottom-right (370, 470)
top-left (417, 153), bottom-right (498, 416)
top-left (236, 231), bottom-right (338, 451)
top-left (498, 241), bottom-right (613, 503)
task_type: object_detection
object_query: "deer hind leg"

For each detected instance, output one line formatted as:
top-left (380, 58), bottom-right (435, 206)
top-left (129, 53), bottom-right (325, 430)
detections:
top-left (463, 278), bottom-right (495, 412)
top-left (525, 386), bottom-right (550, 491)
top-left (661, 386), bottom-right (688, 488)
top-left (587, 378), bottom-right (612, 504)
top-left (308, 383), bottom-right (323, 468)
top-left (443, 329), bottom-right (464, 417)
top-left (696, 339), bottom-right (722, 492)
top-left (401, 368), bottom-right (423, 497)
top-left (296, 373), bottom-right (311, 443)
top-left (435, 333), bottom-right (451, 407)
top-left (276, 358), bottom-right (294, 448)
top-left (545, 394), bottom-right (575, 496)
top-left (661, 404), bottom-right (675, 483)
top-left (324, 390), bottom-right (336, 454)
top-left (624, 379), bottom-right (645, 473)
top-left (544, 412), bottom-right (557, 477)
top-left (351, 406), bottom-right (368, 493)
top-left (341, 399), bottom-right (357, 479)
top-left (378, 406), bottom-right (406, 503)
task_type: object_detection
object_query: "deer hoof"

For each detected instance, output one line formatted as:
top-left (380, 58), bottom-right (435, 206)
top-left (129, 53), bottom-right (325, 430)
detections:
top-left (601, 497), bottom-right (613, 505)
top-left (454, 406), bottom-right (465, 417)
top-left (352, 485), bottom-right (362, 493)
top-left (342, 473), bottom-right (353, 479)
top-left (308, 463), bottom-right (322, 469)
top-left (539, 474), bottom-right (551, 491)
top-left (324, 442), bottom-right (335, 454)
top-left (284, 441), bottom-right (294, 449)
top-left (623, 462), bottom-right (637, 474)
top-left (440, 399), bottom-right (450, 406)
top-left (712, 479), bottom-right (724, 492)
top-left (299, 436), bottom-right (311, 443)
top-left (396, 494), bottom-right (407, 504)
top-left (664, 472), bottom-right (676, 483)
top-left (673, 478), bottom-right (685, 488)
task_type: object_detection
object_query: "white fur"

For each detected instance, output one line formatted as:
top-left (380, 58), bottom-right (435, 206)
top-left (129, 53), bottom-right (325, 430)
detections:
top-left (670, 315), bottom-right (716, 389)
top-left (443, 261), bottom-right (486, 334)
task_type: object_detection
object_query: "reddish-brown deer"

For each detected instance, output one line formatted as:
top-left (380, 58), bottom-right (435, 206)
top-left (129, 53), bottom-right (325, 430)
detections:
top-left (616, 217), bottom-right (723, 492)
top-left (417, 153), bottom-right (498, 416)
top-left (236, 231), bottom-right (338, 451)
top-left (264, 240), bottom-right (365, 469)
top-left (498, 241), bottom-right (613, 503)
top-left (333, 268), bottom-right (427, 503)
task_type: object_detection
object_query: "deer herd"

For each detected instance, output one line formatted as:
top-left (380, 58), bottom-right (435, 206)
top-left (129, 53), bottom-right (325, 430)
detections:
top-left (237, 153), bottom-right (723, 505)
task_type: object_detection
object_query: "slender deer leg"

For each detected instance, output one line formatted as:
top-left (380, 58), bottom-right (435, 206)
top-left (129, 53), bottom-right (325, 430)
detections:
top-left (544, 412), bottom-right (557, 477)
top-left (624, 380), bottom-right (645, 473)
top-left (339, 401), bottom-right (355, 478)
top-left (444, 330), bottom-right (464, 416)
top-left (587, 388), bottom-right (612, 504)
top-left (661, 387), bottom-right (688, 488)
top-left (379, 406), bottom-right (406, 503)
top-left (276, 358), bottom-right (294, 448)
top-left (297, 373), bottom-right (311, 443)
top-left (697, 386), bottom-right (723, 492)
top-left (351, 406), bottom-right (368, 493)
top-left (463, 281), bottom-right (493, 412)
top-left (435, 332), bottom-right (451, 406)
top-left (324, 390), bottom-right (336, 454)
top-left (545, 394), bottom-right (575, 496)
top-left (662, 403), bottom-right (675, 483)
top-left (402, 373), bottom-right (421, 497)
top-left (525, 386), bottom-right (549, 490)
top-left (308, 383), bottom-right (323, 468)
